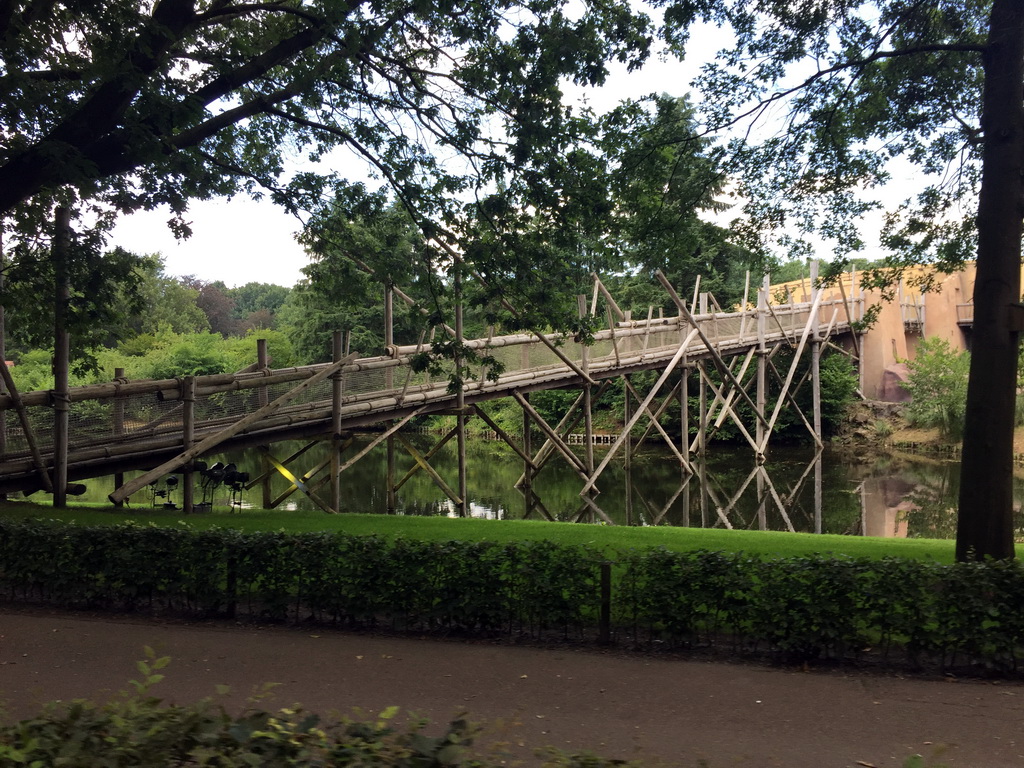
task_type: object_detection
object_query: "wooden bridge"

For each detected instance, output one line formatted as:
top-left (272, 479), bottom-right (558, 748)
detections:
top-left (0, 268), bottom-right (863, 517)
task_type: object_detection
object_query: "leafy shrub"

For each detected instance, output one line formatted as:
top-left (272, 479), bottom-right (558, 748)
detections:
top-left (901, 337), bottom-right (969, 440)
top-left (2, 520), bottom-right (1024, 673)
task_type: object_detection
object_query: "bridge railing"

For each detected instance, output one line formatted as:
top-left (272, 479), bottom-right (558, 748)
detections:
top-left (0, 299), bottom-right (855, 473)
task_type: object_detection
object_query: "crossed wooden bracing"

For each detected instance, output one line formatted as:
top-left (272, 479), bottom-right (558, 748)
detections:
top-left (0, 265), bottom-right (863, 519)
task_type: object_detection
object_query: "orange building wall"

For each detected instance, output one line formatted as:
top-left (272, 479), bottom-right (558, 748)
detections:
top-left (769, 264), bottom-right (978, 401)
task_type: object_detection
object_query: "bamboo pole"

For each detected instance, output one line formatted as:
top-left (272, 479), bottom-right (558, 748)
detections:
top-left (521, 393), bottom-right (534, 518)
top-left (455, 267), bottom-right (468, 517)
top-left (112, 368), bottom-right (126, 507)
top-left (181, 376), bottom-right (196, 513)
top-left (396, 432), bottom-right (462, 506)
top-left (385, 289), bottom-right (398, 513)
top-left (335, 411), bottom-right (422, 476)
top-left (756, 276), bottom-right (768, 464)
top-left (0, 230), bottom-right (6, 497)
top-left (109, 354), bottom-right (355, 503)
top-left (262, 450), bottom-right (335, 514)
top-left (512, 392), bottom-right (591, 481)
top-left (394, 427), bottom-right (458, 491)
top-left (656, 270), bottom-right (770, 430)
top-left (268, 450), bottom-right (339, 508)
top-left (756, 277), bottom-right (828, 455)
top-left (472, 406), bottom-right (537, 468)
top-left (580, 328), bottom-right (699, 495)
top-left (254, 337), bottom-right (272, 508)
top-left (622, 378), bottom-right (692, 472)
top-left (331, 331), bottom-right (344, 514)
top-left (52, 206), bottom-right (71, 507)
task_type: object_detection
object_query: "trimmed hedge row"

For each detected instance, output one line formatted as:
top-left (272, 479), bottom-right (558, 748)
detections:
top-left (2, 519), bottom-right (1024, 672)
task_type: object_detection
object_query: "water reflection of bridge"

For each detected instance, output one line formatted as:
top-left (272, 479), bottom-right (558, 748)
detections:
top-left (0, 266), bottom-right (863, 520)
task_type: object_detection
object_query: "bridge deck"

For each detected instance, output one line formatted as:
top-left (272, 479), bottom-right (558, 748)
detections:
top-left (0, 295), bottom-right (857, 496)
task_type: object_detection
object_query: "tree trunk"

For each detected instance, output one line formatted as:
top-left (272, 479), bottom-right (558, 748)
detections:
top-left (956, 0), bottom-right (1024, 561)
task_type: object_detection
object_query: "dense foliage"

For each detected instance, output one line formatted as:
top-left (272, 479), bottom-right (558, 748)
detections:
top-left (0, 684), bottom-right (532, 767)
top-left (3, 520), bottom-right (1023, 673)
top-left (660, 0), bottom-right (1020, 559)
top-left (901, 337), bottom-right (971, 440)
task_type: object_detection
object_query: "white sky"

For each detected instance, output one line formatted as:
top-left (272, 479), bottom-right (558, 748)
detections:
top-left (109, 21), bottom-right (738, 289)
top-left (110, 18), bottom-right (926, 289)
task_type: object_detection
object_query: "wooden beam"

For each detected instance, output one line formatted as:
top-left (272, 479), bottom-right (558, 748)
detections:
top-left (656, 270), bottom-right (770, 429)
top-left (395, 432), bottom-right (462, 506)
top-left (512, 391), bottom-right (591, 482)
top-left (0, 355), bottom-right (52, 493)
top-left (472, 406), bottom-right (538, 469)
top-left (394, 427), bottom-right (458, 491)
top-left (581, 328), bottom-right (699, 494)
top-left (109, 354), bottom-right (356, 503)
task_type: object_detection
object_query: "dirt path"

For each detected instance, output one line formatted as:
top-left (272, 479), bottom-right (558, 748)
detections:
top-left (1, 610), bottom-right (1023, 767)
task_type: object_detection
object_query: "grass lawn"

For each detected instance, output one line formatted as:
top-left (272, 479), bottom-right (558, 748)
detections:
top-left (0, 499), bottom-right (956, 562)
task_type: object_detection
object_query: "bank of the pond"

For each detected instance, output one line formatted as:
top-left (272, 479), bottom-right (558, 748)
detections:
top-left (0, 500), bottom-right (955, 562)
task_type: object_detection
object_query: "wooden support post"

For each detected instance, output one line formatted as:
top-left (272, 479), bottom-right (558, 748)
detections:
top-left (656, 270), bottom-right (769, 431)
top-left (256, 338), bottom-right (272, 508)
top-left (698, 360), bottom-right (707, 458)
top-left (756, 465), bottom-right (767, 530)
top-left (810, 261), bottom-right (823, 442)
top-left (578, 295), bottom-right (595, 516)
top-left (810, 264), bottom-right (824, 535)
top-left (52, 206), bottom-right (71, 508)
top-left (455, 268), bottom-right (468, 517)
top-left (680, 364), bottom-right (689, 460)
top-left (0, 232), bottom-right (6, 501)
top-left (394, 428), bottom-right (457, 491)
top-left (112, 368), bottom-right (126, 507)
top-left (623, 375), bottom-right (631, 471)
top-left (0, 358), bottom-right (51, 493)
top-left (698, 455), bottom-right (709, 527)
top-left (757, 274), bottom-right (828, 455)
top-left (181, 376), bottom-right (195, 513)
top-left (580, 329), bottom-right (700, 495)
top-left (386, 429), bottom-right (398, 512)
top-left (522, 393), bottom-right (534, 518)
top-left (385, 288), bottom-right (398, 512)
top-left (513, 392), bottom-right (592, 482)
top-left (110, 354), bottom-right (355, 503)
top-left (756, 275), bottom-right (768, 463)
top-left (396, 433), bottom-right (463, 506)
top-left (331, 331), bottom-right (344, 515)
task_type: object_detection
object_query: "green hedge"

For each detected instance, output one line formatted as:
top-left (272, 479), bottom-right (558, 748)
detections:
top-left (2, 519), bottom-right (1023, 672)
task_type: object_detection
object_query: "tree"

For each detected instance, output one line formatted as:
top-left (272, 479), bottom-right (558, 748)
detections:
top-left (131, 256), bottom-right (210, 335)
top-left (184, 279), bottom-right (240, 337)
top-left (1, 238), bottom-right (145, 370)
top-left (662, 0), bottom-right (1020, 560)
top-left (598, 94), bottom-right (751, 306)
top-left (1, 0), bottom-right (653, 322)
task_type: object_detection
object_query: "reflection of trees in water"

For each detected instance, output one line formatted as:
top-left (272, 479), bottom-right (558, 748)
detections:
top-left (77, 434), bottom-right (1024, 538)
top-left (900, 472), bottom-right (1024, 540)
top-left (902, 480), bottom-right (958, 540)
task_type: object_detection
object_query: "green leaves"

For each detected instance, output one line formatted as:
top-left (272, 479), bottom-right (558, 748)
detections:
top-left (3, 518), bottom-right (1024, 672)
top-left (667, 0), bottom-right (988, 269)
top-left (901, 336), bottom-right (970, 440)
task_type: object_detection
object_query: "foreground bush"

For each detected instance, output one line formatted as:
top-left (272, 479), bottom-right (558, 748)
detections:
top-left (2, 519), bottom-right (1023, 673)
top-left (0, 648), bottom-right (639, 768)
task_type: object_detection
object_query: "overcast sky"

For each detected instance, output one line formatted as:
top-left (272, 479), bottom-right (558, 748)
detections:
top-left (108, 20), bottom-right (738, 289)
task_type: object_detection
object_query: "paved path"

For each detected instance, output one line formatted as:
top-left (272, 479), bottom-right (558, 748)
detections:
top-left (1, 611), bottom-right (1022, 767)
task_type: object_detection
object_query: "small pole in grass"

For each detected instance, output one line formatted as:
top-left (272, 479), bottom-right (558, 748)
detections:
top-left (599, 560), bottom-right (612, 645)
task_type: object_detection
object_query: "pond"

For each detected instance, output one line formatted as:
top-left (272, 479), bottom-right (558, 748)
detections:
top-left (67, 431), bottom-right (1019, 539)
